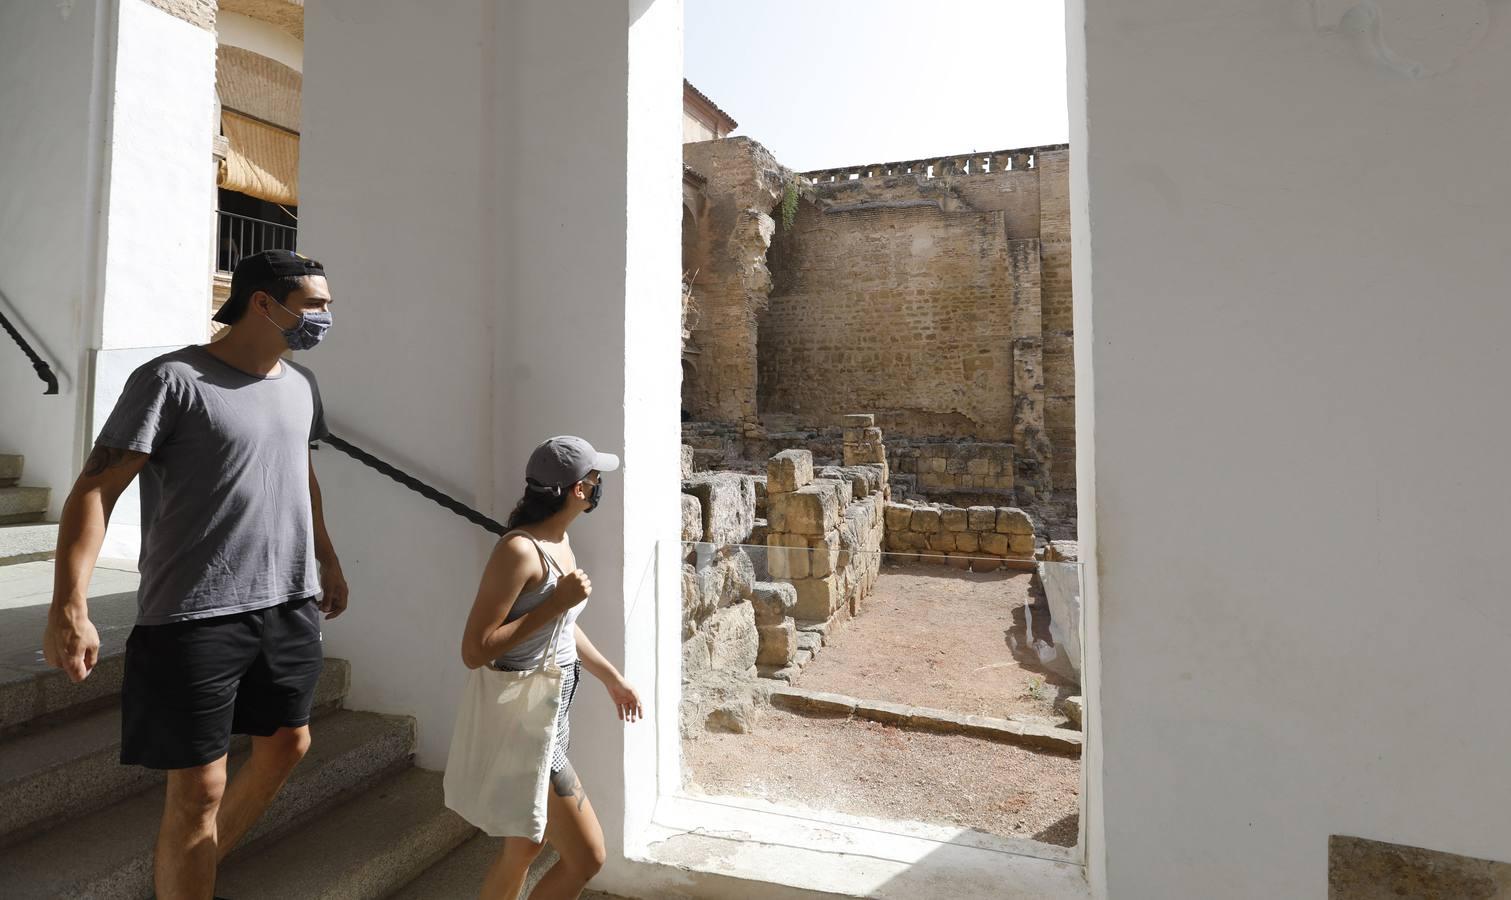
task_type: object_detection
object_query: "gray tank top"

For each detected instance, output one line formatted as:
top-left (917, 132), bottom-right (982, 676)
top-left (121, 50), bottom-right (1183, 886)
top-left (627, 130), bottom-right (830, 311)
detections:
top-left (491, 531), bottom-right (583, 671)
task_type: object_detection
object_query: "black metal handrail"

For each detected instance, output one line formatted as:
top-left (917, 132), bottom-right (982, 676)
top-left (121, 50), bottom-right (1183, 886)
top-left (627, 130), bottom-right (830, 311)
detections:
top-left (0, 307), bottom-right (59, 395)
top-left (320, 433), bottom-right (507, 536)
top-left (217, 210), bottom-right (297, 273)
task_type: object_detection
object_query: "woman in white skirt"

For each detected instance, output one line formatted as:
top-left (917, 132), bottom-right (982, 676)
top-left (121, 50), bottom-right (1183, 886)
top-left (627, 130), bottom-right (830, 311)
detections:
top-left (460, 436), bottom-right (643, 899)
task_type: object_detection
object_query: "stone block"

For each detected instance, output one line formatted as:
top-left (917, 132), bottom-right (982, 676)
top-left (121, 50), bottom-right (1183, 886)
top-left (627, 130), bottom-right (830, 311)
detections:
top-left (750, 580), bottom-right (797, 625)
top-left (941, 507), bottom-right (969, 532)
top-left (681, 494), bottom-right (703, 543)
top-left (766, 537), bottom-right (810, 580)
top-left (854, 699), bottom-right (913, 726)
top-left (996, 507), bottom-right (1035, 535)
top-left (910, 506), bottom-right (941, 532)
top-left (768, 485), bottom-right (839, 535)
top-left (863, 427), bottom-right (883, 443)
top-left (809, 535), bottom-right (837, 578)
top-left (1063, 695), bottom-right (1084, 729)
top-left (683, 473), bottom-right (757, 545)
top-left (919, 550), bottom-right (947, 566)
top-left (927, 532), bottom-right (956, 552)
top-left (1327, 836), bottom-right (1511, 900)
top-left (756, 621), bottom-right (797, 667)
top-left (970, 555), bottom-right (1003, 573)
top-left (884, 503), bottom-right (913, 532)
top-left (708, 602), bottom-right (758, 673)
top-left (691, 548), bottom-right (756, 629)
top-left (945, 553), bottom-right (972, 570)
top-left (769, 687), bottom-right (857, 716)
top-left (767, 450), bottom-right (814, 493)
top-left (967, 458), bottom-right (990, 476)
top-left (793, 576), bottom-right (838, 621)
top-left (682, 631), bottom-right (712, 677)
top-left (813, 477), bottom-right (853, 511)
top-left (967, 506), bottom-right (997, 531)
top-left (1009, 533), bottom-right (1036, 555)
top-left (680, 444), bottom-right (694, 480)
top-left (980, 532), bottom-right (1011, 556)
top-left (955, 532), bottom-right (980, 554)
top-left (1045, 540), bottom-right (1080, 563)
top-left (842, 414), bottom-right (875, 428)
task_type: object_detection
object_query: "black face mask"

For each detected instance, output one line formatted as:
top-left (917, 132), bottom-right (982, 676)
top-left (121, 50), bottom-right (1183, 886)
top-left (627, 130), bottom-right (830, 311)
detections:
top-left (584, 481), bottom-right (603, 513)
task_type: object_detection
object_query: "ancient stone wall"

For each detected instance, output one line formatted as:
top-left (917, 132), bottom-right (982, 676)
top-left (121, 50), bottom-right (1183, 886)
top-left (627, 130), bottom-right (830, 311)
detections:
top-left (756, 144), bottom-right (1073, 504)
top-left (763, 201), bottom-right (1016, 441)
top-left (882, 501), bottom-right (1038, 571)
top-left (680, 138), bottom-right (791, 425)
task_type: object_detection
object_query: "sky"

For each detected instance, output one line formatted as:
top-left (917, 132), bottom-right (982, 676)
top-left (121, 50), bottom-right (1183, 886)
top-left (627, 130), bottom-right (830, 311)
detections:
top-left (684, 1), bottom-right (1069, 173)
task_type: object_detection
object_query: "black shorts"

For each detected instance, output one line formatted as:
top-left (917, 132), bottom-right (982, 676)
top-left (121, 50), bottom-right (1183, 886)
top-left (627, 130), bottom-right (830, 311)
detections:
top-left (120, 596), bottom-right (324, 770)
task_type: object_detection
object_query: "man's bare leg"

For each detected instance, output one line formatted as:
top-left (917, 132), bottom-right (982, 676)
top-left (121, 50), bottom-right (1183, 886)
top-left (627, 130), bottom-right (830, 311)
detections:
top-left (214, 725), bottom-right (311, 860)
top-left (157, 757), bottom-right (228, 900)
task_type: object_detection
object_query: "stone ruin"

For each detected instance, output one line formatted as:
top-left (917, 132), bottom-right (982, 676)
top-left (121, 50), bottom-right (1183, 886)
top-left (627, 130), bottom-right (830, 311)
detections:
top-left (679, 417), bottom-right (891, 737)
top-left (682, 136), bottom-right (1078, 539)
top-left (677, 414), bottom-right (1084, 740)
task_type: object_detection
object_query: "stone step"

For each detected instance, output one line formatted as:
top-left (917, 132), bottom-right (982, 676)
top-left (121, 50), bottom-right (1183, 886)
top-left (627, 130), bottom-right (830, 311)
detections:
top-left (0, 454), bottom-right (23, 487)
top-left (0, 563), bottom-right (140, 735)
top-left (0, 522), bottom-right (58, 566)
top-left (0, 659), bottom-right (350, 847)
top-left (0, 486), bottom-right (49, 525)
top-left (0, 706), bottom-right (414, 900)
top-left (215, 767), bottom-right (475, 900)
top-left (394, 834), bottom-right (626, 900)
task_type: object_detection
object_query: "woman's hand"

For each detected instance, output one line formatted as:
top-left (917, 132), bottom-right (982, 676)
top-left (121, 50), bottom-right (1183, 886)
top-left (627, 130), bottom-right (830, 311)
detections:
top-left (550, 568), bottom-right (592, 613)
top-left (606, 677), bottom-right (643, 723)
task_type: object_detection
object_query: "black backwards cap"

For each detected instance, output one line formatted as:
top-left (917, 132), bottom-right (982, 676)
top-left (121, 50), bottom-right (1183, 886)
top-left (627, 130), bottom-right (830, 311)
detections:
top-left (212, 250), bottom-right (326, 325)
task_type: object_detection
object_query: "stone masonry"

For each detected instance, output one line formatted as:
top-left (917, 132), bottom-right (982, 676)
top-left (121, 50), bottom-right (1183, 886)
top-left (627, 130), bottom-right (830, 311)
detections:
top-left (682, 142), bottom-right (1075, 517)
top-left (882, 501), bottom-right (1038, 572)
top-left (760, 146), bottom-right (1074, 503)
top-left (681, 138), bottom-right (792, 426)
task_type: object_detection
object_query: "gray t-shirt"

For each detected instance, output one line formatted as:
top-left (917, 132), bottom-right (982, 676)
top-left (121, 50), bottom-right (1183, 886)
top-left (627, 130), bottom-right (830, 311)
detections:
top-left (98, 346), bottom-right (329, 625)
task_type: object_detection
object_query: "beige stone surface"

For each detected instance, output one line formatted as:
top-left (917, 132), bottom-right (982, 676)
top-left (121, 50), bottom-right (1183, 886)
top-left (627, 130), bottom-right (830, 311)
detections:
top-left (1329, 835), bottom-right (1511, 900)
top-left (767, 448), bottom-right (813, 493)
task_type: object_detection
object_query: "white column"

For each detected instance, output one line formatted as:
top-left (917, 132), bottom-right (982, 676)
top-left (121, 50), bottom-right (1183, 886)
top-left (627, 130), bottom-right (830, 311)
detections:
top-left (302, 0), bottom-right (681, 884)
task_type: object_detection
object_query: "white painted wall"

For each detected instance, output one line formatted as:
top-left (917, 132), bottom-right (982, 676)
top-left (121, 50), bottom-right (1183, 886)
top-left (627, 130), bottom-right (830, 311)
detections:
top-left (301, 1), bottom-right (680, 891)
top-left (216, 11), bottom-right (302, 72)
top-left (0, 0), bottom-right (104, 516)
top-left (95, 0), bottom-right (217, 559)
top-left (0, 0), bottom-right (214, 550)
top-left (1072, 2), bottom-right (1511, 897)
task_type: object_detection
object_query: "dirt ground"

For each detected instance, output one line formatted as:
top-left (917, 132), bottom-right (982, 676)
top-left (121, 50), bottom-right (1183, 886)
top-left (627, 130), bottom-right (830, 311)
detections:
top-left (683, 563), bottom-right (1082, 847)
top-left (683, 709), bottom-right (1080, 846)
top-left (795, 562), bottom-right (1079, 724)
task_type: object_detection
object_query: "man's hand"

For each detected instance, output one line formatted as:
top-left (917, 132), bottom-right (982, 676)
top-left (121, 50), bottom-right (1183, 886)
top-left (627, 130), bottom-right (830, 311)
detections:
top-left (318, 561), bottom-right (349, 619)
top-left (42, 607), bottom-right (101, 683)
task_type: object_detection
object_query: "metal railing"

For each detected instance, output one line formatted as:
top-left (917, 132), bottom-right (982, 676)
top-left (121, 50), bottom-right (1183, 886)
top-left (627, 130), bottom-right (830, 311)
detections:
top-left (319, 434), bottom-right (507, 536)
top-left (0, 305), bottom-right (59, 395)
top-left (217, 210), bottom-right (297, 273)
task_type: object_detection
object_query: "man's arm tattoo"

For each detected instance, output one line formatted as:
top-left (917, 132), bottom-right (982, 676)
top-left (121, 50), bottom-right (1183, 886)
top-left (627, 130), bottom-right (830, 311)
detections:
top-left (82, 444), bottom-right (135, 478)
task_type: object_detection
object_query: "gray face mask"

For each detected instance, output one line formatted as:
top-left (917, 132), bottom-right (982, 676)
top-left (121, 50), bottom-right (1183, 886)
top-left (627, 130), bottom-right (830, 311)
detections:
top-left (265, 301), bottom-right (332, 351)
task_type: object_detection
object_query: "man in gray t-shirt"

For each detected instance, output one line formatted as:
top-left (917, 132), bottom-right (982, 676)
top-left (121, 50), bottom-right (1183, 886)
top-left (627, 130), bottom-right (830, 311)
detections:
top-left (41, 250), bottom-right (348, 898)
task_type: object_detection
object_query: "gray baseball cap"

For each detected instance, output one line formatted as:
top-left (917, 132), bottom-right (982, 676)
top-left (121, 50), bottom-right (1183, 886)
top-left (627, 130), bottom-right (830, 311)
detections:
top-left (525, 436), bottom-right (620, 492)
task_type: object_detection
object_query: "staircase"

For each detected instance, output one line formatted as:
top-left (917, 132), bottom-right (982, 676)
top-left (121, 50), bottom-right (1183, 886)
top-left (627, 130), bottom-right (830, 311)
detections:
top-left (0, 558), bottom-right (624, 899)
top-left (0, 454), bottom-right (56, 565)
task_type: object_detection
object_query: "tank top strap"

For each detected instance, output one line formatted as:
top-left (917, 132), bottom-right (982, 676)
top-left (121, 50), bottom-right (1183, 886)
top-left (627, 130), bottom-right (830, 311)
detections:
top-left (502, 529), bottom-right (563, 579)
